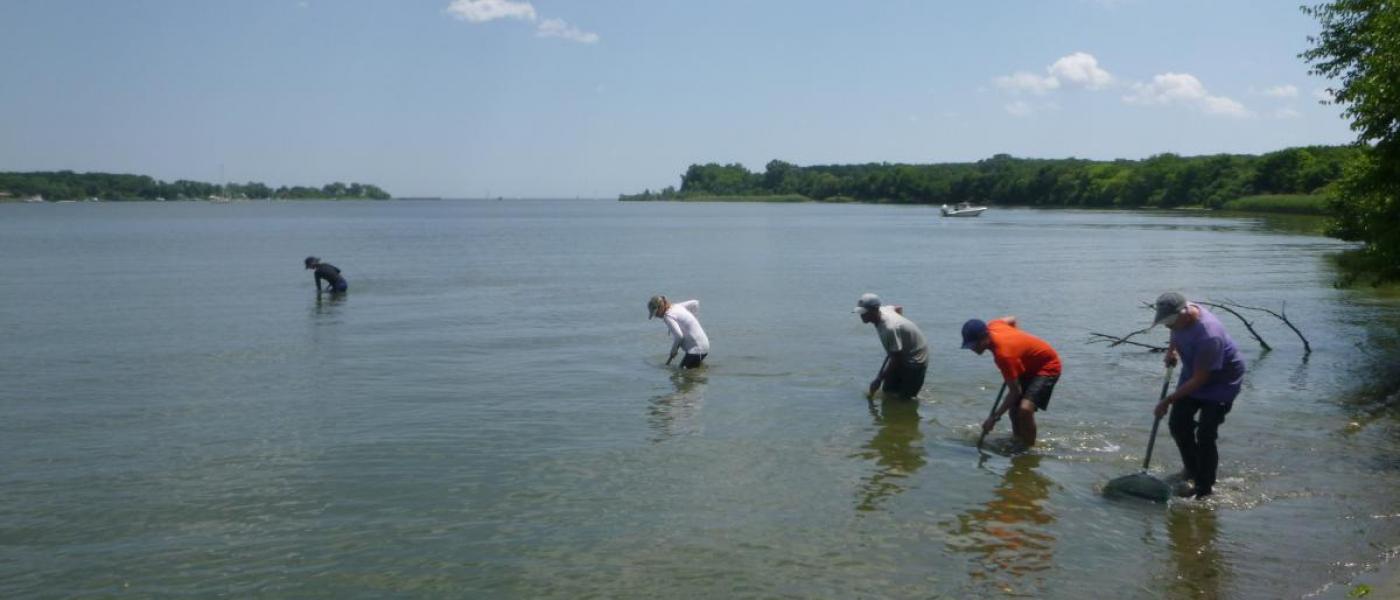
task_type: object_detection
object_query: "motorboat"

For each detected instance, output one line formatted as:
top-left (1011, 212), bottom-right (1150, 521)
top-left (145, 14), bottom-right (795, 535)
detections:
top-left (940, 202), bottom-right (988, 217)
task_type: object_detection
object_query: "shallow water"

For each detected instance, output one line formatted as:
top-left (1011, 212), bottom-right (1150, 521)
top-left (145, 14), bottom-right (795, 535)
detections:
top-left (1, 200), bottom-right (1397, 598)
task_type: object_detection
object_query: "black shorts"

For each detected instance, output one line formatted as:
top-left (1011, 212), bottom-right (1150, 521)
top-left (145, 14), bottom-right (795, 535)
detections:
top-left (680, 353), bottom-right (707, 369)
top-left (1016, 374), bottom-right (1058, 412)
top-left (882, 361), bottom-right (927, 398)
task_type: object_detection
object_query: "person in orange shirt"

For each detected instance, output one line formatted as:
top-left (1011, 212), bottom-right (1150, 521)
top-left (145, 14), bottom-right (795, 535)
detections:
top-left (961, 316), bottom-right (1062, 448)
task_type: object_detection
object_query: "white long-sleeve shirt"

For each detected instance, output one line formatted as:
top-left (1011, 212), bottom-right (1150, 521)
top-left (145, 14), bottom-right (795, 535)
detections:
top-left (663, 299), bottom-right (710, 356)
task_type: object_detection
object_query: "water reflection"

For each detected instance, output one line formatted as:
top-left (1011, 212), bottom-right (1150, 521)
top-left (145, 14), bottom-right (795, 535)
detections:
top-left (853, 398), bottom-right (925, 512)
top-left (946, 454), bottom-right (1056, 593)
top-left (1165, 506), bottom-right (1229, 600)
top-left (647, 370), bottom-right (706, 443)
top-left (312, 292), bottom-right (347, 316)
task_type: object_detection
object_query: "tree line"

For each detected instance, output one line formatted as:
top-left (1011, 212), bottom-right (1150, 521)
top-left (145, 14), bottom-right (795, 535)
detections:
top-left (621, 145), bottom-right (1359, 209)
top-left (1301, 0), bottom-right (1398, 282)
top-left (0, 171), bottom-right (391, 201)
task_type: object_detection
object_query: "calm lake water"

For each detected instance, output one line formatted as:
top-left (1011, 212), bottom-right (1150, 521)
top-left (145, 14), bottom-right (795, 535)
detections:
top-left (2, 200), bottom-right (1397, 599)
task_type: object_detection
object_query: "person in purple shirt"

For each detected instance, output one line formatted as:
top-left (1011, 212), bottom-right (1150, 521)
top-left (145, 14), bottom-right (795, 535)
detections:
top-left (1150, 291), bottom-right (1247, 499)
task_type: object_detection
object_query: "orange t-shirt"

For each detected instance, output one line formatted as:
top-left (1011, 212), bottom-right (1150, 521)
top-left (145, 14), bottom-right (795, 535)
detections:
top-left (988, 320), bottom-right (1062, 382)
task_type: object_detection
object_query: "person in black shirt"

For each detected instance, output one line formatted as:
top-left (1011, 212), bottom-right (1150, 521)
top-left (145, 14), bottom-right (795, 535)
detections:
top-left (304, 256), bottom-right (348, 293)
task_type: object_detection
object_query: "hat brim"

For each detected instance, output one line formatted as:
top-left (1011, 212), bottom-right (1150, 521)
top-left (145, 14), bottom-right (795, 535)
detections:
top-left (853, 307), bottom-right (868, 314)
top-left (1153, 313), bottom-right (1180, 327)
top-left (961, 340), bottom-right (977, 350)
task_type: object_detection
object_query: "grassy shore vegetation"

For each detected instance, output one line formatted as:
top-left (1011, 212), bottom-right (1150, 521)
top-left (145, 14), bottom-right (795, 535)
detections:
top-left (1220, 194), bottom-right (1330, 215)
top-left (0, 171), bottom-right (391, 201)
top-left (620, 146), bottom-right (1359, 212)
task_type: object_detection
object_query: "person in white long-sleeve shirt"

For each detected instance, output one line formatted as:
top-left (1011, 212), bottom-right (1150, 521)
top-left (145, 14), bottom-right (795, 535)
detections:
top-left (647, 295), bottom-right (710, 369)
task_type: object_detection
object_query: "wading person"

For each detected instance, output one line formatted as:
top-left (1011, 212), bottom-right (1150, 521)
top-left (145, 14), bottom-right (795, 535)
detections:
top-left (854, 293), bottom-right (928, 400)
top-left (1151, 292), bottom-right (1246, 499)
top-left (961, 316), bottom-right (1061, 449)
top-left (304, 256), bottom-right (348, 293)
top-left (648, 295), bottom-right (710, 369)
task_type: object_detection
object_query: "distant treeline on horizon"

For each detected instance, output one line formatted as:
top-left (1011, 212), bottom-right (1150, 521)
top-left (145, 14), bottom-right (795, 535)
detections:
top-left (0, 171), bottom-right (391, 201)
top-left (621, 145), bottom-right (1359, 209)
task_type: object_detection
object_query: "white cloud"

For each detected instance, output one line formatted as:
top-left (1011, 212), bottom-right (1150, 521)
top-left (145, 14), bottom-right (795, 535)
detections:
top-left (995, 52), bottom-right (1113, 96)
top-left (1262, 84), bottom-right (1298, 98)
top-left (1123, 72), bottom-right (1251, 118)
top-left (995, 71), bottom-right (1060, 95)
top-left (445, 1), bottom-right (599, 43)
top-left (535, 18), bottom-right (599, 44)
top-left (446, 0), bottom-right (536, 23)
top-left (1005, 100), bottom-right (1035, 117)
top-left (1048, 52), bottom-right (1113, 90)
top-left (1273, 107), bottom-right (1302, 119)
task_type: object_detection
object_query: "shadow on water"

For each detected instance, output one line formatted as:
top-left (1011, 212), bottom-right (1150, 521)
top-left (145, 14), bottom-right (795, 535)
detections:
top-left (1163, 505), bottom-right (1229, 600)
top-left (944, 453), bottom-right (1056, 595)
top-left (852, 397), bottom-right (925, 512)
top-left (647, 369), bottom-right (706, 443)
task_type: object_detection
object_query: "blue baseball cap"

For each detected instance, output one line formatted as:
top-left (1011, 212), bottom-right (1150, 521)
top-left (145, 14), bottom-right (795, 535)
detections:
top-left (961, 319), bottom-right (988, 349)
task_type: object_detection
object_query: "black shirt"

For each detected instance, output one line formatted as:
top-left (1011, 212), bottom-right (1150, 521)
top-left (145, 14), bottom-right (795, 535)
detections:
top-left (313, 263), bottom-right (346, 289)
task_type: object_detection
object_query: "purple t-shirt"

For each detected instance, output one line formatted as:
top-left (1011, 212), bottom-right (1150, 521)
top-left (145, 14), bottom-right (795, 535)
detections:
top-left (1171, 305), bottom-right (1246, 405)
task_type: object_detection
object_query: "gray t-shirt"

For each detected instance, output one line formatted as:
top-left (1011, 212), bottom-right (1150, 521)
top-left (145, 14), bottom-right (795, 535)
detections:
top-left (875, 307), bottom-right (928, 367)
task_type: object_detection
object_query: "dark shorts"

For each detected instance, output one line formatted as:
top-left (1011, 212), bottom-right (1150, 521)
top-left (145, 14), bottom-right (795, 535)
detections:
top-left (1016, 374), bottom-right (1058, 412)
top-left (883, 361), bottom-right (927, 398)
top-left (680, 353), bottom-right (707, 369)
top-left (332, 279), bottom-right (348, 292)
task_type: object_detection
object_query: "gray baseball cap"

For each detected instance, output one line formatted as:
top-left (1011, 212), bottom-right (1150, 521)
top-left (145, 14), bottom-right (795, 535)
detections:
top-left (1152, 291), bottom-right (1188, 327)
top-left (852, 293), bottom-right (881, 315)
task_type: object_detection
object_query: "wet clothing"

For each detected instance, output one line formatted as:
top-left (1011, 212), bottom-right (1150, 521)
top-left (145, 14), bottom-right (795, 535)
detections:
top-left (1017, 374), bottom-right (1058, 412)
top-left (313, 263), bottom-right (347, 292)
top-left (875, 306), bottom-right (929, 368)
top-left (1170, 305), bottom-right (1246, 406)
top-left (988, 319), bottom-right (1061, 382)
top-left (882, 361), bottom-right (927, 398)
top-left (1170, 396), bottom-right (1232, 496)
top-left (679, 353), bottom-right (707, 369)
top-left (662, 300), bottom-right (710, 357)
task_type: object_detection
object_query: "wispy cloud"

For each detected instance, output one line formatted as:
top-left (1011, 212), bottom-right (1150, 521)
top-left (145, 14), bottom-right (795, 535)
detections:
top-left (1123, 73), bottom-right (1251, 118)
top-left (446, 0), bottom-right (535, 23)
top-left (994, 52), bottom-right (1113, 98)
top-left (1261, 84), bottom-right (1298, 98)
top-left (1003, 100), bottom-right (1058, 118)
top-left (1272, 107), bottom-right (1302, 119)
top-left (445, 0), bottom-right (598, 43)
top-left (995, 72), bottom-right (1060, 95)
top-left (1005, 100), bottom-right (1036, 117)
top-left (536, 18), bottom-right (599, 44)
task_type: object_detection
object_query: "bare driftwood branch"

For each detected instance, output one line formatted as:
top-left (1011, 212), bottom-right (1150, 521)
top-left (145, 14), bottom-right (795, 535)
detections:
top-left (1089, 332), bottom-right (1167, 352)
top-left (1198, 300), bottom-right (1272, 352)
top-left (1219, 298), bottom-right (1312, 355)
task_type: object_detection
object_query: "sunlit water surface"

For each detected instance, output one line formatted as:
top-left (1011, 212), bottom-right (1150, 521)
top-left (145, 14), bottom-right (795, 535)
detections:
top-left (1, 200), bottom-right (1397, 598)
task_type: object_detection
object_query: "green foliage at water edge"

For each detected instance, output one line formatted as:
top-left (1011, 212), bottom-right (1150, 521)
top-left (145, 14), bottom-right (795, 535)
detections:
top-left (0, 171), bottom-right (391, 201)
top-left (1220, 194), bottom-right (1330, 215)
top-left (623, 146), bottom-right (1359, 211)
top-left (1302, 0), bottom-right (1400, 281)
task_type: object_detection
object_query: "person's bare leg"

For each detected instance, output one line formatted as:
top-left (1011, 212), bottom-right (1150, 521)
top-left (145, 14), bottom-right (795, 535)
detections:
top-left (1016, 399), bottom-right (1038, 447)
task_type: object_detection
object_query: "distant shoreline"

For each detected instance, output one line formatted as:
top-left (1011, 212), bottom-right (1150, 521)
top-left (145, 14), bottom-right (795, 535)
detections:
top-left (621, 193), bottom-right (1330, 217)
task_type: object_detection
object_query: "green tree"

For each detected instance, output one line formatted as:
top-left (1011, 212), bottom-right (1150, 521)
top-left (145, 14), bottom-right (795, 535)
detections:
top-left (1302, 0), bottom-right (1400, 279)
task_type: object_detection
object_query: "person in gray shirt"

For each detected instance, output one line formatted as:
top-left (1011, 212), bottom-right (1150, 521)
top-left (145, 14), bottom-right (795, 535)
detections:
top-left (854, 293), bottom-right (928, 399)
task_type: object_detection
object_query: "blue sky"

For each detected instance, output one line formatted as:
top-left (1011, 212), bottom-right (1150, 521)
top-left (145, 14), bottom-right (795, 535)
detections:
top-left (0, 0), bottom-right (1355, 198)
